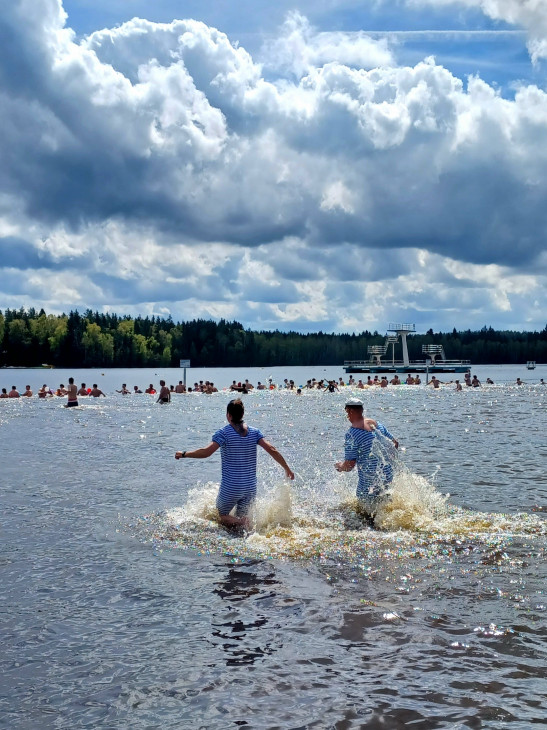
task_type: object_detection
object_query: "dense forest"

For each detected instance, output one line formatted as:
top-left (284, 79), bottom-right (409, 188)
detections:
top-left (0, 308), bottom-right (545, 367)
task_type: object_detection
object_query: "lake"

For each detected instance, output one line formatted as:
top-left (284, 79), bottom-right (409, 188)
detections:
top-left (1, 365), bottom-right (546, 728)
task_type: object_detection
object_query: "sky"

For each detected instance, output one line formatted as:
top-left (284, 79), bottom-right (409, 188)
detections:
top-left (1, 0), bottom-right (546, 335)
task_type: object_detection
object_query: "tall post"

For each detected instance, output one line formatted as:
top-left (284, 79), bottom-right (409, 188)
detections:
top-left (179, 359), bottom-right (191, 388)
top-left (400, 331), bottom-right (410, 367)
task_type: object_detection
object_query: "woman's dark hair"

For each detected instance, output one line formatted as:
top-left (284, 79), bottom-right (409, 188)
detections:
top-left (227, 398), bottom-right (244, 423)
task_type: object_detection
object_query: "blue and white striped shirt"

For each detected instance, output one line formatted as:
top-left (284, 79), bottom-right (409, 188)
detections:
top-left (344, 423), bottom-right (395, 498)
top-left (212, 424), bottom-right (265, 501)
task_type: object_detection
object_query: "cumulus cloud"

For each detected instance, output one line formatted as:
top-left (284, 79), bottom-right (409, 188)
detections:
top-left (0, 0), bottom-right (546, 331)
top-left (261, 11), bottom-right (394, 77)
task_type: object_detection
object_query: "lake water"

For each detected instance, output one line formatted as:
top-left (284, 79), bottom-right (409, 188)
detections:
top-left (1, 365), bottom-right (546, 729)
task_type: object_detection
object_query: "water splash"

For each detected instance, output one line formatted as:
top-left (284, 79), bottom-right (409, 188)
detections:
top-left (130, 464), bottom-right (546, 565)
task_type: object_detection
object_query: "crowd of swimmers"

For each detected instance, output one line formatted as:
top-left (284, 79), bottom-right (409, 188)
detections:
top-left (1, 373), bottom-right (544, 401)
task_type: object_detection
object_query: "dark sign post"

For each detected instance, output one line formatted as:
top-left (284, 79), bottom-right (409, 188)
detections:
top-left (179, 359), bottom-right (190, 387)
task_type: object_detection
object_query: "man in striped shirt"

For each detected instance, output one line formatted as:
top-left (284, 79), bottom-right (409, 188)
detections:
top-left (175, 398), bottom-right (294, 529)
top-left (335, 397), bottom-right (399, 522)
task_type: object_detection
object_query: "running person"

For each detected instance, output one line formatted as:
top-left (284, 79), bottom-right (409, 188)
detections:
top-left (335, 397), bottom-right (399, 523)
top-left (175, 398), bottom-right (294, 528)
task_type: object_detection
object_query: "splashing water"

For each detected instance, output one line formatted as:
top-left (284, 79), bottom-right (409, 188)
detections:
top-left (130, 454), bottom-right (546, 565)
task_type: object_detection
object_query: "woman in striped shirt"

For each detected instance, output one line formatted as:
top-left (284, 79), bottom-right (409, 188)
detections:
top-left (175, 399), bottom-right (294, 529)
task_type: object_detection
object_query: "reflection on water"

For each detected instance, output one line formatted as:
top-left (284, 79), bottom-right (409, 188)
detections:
top-left (212, 563), bottom-right (279, 666)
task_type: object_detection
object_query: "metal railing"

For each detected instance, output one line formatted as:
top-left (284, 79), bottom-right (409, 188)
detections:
top-left (388, 323), bottom-right (416, 332)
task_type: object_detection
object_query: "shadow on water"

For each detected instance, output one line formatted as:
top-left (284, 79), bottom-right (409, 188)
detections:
top-left (211, 562), bottom-right (280, 666)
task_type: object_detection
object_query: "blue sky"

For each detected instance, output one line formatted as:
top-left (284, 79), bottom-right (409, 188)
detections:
top-left (1, 0), bottom-right (546, 333)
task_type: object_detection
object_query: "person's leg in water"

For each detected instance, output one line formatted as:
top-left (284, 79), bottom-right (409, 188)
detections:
top-left (357, 495), bottom-right (390, 528)
top-left (216, 492), bottom-right (254, 531)
top-left (357, 474), bottom-right (391, 528)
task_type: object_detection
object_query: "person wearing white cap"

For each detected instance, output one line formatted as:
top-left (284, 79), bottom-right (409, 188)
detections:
top-left (335, 397), bottom-right (399, 524)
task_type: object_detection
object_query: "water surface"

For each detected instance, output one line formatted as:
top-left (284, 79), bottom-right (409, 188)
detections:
top-left (1, 368), bottom-right (546, 728)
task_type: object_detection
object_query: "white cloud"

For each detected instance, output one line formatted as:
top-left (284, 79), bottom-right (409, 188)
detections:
top-left (0, 1), bottom-right (546, 332)
top-left (261, 11), bottom-right (394, 77)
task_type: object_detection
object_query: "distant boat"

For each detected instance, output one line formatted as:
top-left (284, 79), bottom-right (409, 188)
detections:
top-left (344, 323), bottom-right (471, 374)
top-left (526, 361), bottom-right (536, 370)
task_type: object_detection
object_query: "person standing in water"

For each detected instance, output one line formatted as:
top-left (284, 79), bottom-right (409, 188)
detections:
top-left (175, 398), bottom-right (294, 529)
top-left (89, 384), bottom-right (106, 397)
top-left (157, 380), bottom-right (170, 403)
top-left (65, 377), bottom-right (78, 408)
top-left (335, 397), bottom-right (399, 523)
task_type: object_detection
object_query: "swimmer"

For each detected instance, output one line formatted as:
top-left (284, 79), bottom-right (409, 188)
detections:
top-left (455, 380), bottom-right (462, 391)
top-left (157, 380), bottom-right (170, 403)
top-left (22, 385), bottom-right (33, 397)
top-left (116, 384), bottom-right (130, 394)
top-left (175, 398), bottom-right (294, 530)
top-left (77, 383), bottom-right (88, 397)
top-left (65, 377), bottom-right (78, 408)
top-left (8, 386), bottom-right (20, 398)
top-left (89, 384), bottom-right (106, 397)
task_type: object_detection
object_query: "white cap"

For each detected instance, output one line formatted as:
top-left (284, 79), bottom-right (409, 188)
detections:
top-left (345, 397), bottom-right (364, 407)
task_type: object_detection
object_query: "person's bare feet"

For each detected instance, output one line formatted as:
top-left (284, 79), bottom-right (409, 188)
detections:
top-left (219, 514), bottom-right (250, 531)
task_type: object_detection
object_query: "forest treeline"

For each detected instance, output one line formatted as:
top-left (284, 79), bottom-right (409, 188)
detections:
top-left (0, 308), bottom-right (545, 368)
